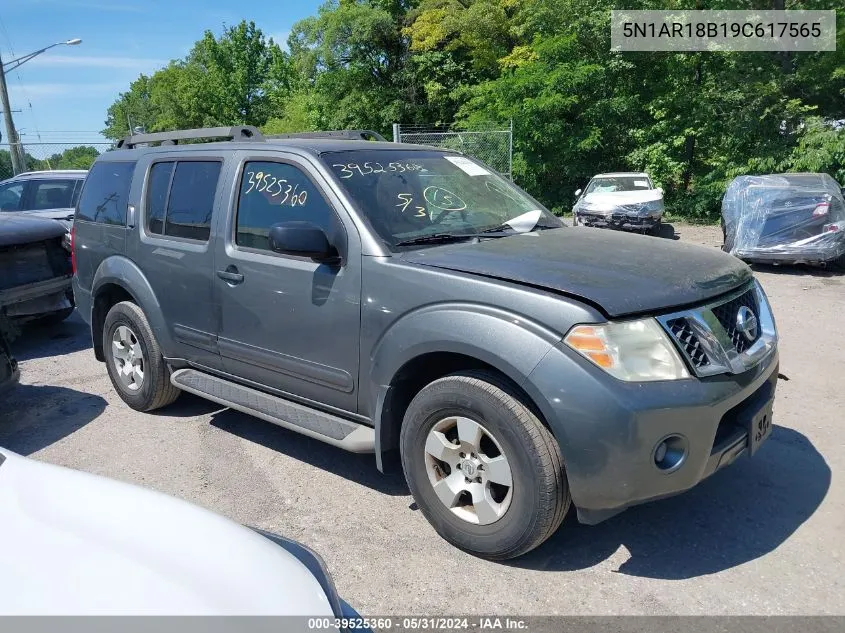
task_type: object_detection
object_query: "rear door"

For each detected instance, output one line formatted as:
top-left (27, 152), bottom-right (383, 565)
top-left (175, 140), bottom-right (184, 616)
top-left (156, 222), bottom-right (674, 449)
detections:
top-left (126, 151), bottom-right (232, 370)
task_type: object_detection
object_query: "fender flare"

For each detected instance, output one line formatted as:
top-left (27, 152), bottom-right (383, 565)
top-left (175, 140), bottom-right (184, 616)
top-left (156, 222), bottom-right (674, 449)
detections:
top-left (367, 303), bottom-right (563, 470)
top-left (91, 255), bottom-right (173, 354)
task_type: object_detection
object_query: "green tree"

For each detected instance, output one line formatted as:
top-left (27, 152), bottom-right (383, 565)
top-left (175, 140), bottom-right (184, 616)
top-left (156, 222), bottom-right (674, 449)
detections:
top-left (103, 21), bottom-right (292, 139)
top-left (40, 146), bottom-right (100, 170)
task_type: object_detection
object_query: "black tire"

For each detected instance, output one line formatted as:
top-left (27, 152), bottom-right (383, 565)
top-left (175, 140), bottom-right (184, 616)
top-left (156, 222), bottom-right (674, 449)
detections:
top-left (103, 301), bottom-right (180, 412)
top-left (400, 370), bottom-right (570, 560)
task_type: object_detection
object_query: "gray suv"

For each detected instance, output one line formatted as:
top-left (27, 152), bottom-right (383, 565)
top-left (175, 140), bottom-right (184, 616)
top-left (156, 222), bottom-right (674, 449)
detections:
top-left (72, 126), bottom-right (779, 559)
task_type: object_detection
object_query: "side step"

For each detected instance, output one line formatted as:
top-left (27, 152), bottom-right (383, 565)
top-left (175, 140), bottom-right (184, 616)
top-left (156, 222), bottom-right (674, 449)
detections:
top-left (170, 369), bottom-right (374, 453)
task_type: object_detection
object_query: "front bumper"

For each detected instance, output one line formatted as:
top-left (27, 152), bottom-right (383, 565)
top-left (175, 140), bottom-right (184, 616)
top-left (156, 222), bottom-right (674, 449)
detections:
top-left (529, 343), bottom-right (779, 524)
top-left (576, 210), bottom-right (662, 231)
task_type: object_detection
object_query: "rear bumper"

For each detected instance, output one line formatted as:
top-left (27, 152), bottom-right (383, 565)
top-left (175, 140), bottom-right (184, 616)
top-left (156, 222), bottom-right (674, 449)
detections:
top-left (0, 276), bottom-right (73, 319)
top-left (735, 243), bottom-right (845, 265)
top-left (529, 343), bottom-right (780, 524)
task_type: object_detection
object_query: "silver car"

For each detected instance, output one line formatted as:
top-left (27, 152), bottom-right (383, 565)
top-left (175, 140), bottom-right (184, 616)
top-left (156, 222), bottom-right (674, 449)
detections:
top-left (573, 172), bottom-right (665, 233)
top-left (0, 169), bottom-right (87, 228)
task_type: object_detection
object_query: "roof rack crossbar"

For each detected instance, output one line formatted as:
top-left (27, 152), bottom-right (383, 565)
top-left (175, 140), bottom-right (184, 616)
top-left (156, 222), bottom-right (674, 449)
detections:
top-left (266, 130), bottom-right (387, 142)
top-left (117, 125), bottom-right (265, 149)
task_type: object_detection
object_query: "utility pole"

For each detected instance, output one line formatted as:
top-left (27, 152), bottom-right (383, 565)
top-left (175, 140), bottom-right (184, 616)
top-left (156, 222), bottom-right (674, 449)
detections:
top-left (0, 48), bottom-right (23, 175)
top-left (0, 38), bottom-right (82, 176)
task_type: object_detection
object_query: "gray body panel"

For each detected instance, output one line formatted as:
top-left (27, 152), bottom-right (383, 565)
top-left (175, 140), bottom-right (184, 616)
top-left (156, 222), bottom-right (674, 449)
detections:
top-left (73, 137), bottom-right (779, 524)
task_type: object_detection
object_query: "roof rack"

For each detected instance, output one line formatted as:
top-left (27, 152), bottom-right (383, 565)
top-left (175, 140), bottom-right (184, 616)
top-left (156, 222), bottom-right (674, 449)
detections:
top-left (116, 125), bottom-right (264, 149)
top-left (266, 130), bottom-right (387, 142)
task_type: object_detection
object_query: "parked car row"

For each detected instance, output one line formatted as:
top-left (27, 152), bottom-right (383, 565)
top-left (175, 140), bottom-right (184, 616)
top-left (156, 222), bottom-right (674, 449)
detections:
top-left (571, 169), bottom-right (845, 268)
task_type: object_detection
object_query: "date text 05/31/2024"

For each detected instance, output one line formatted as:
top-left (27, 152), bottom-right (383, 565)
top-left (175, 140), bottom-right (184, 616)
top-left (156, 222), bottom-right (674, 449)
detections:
top-left (307, 617), bottom-right (529, 630)
top-left (621, 21), bottom-right (822, 39)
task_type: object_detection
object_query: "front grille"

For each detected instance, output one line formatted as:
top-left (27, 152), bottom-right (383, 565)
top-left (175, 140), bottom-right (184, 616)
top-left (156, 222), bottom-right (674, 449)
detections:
top-left (667, 318), bottom-right (710, 368)
top-left (657, 282), bottom-right (775, 378)
top-left (711, 289), bottom-right (760, 353)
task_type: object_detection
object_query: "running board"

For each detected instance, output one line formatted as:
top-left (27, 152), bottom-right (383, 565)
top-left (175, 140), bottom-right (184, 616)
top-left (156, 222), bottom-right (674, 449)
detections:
top-left (170, 369), bottom-right (374, 453)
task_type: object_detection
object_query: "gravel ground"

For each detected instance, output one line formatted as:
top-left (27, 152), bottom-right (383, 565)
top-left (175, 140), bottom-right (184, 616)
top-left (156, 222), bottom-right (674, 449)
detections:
top-left (2, 223), bottom-right (843, 616)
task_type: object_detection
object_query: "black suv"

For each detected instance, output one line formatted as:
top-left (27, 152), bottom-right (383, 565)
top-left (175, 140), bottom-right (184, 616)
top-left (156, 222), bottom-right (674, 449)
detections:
top-left (73, 126), bottom-right (779, 559)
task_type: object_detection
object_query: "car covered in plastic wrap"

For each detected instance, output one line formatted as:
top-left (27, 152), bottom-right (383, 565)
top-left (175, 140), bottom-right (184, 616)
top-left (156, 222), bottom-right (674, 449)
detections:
top-left (572, 172), bottom-right (665, 233)
top-left (721, 173), bottom-right (845, 267)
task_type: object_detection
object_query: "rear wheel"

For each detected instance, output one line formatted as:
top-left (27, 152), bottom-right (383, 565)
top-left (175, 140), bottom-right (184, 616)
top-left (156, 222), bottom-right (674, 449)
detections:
top-left (103, 301), bottom-right (180, 411)
top-left (400, 370), bottom-right (570, 560)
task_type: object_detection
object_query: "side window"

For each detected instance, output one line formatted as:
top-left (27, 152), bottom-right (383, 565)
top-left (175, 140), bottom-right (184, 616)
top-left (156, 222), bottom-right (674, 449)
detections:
top-left (76, 161), bottom-right (136, 224)
top-left (235, 161), bottom-right (336, 252)
top-left (31, 179), bottom-right (76, 210)
top-left (143, 160), bottom-right (221, 242)
top-left (0, 182), bottom-right (24, 212)
top-left (146, 161), bottom-right (174, 236)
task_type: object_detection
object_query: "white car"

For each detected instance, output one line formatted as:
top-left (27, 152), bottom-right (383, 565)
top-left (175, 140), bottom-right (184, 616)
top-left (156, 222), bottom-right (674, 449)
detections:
top-left (572, 172), bottom-right (665, 233)
top-left (0, 448), bottom-right (359, 617)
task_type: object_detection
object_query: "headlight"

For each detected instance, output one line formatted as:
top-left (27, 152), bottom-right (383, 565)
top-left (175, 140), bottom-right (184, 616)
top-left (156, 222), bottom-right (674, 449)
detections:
top-left (564, 318), bottom-right (690, 381)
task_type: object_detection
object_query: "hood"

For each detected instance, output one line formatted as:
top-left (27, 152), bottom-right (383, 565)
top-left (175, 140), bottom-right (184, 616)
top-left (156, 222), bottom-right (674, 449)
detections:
top-left (401, 228), bottom-right (752, 317)
top-left (0, 449), bottom-right (334, 615)
top-left (582, 189), bottom-right (663, 208)
top-left (0, 213), bottom-right (68, 247)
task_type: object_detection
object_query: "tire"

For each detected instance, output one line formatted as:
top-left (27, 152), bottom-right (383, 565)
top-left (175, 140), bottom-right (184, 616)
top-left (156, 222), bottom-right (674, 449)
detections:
top-left (103, 301), bottom-right (180, 412)
top-left (400, 370), bottom-right (570, 560)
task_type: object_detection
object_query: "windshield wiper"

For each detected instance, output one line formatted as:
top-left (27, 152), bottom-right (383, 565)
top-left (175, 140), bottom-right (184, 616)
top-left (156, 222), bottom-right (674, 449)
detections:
top-left (479, 222), bottom-right (558, 234)
top-left (394, 233), bottom-right (479, 247)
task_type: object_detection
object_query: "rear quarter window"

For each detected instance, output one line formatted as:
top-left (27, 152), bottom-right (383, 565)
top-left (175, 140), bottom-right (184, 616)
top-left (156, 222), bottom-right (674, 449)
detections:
top-left (76, 161), bottom-right (136, 225)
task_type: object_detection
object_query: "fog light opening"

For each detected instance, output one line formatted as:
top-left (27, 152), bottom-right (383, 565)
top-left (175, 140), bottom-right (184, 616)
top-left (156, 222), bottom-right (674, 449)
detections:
top-left (653, 435), bottom-right (687, 472)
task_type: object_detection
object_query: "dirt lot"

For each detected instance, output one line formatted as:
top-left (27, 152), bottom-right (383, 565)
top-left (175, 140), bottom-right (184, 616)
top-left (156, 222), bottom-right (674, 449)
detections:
top-left (2, 223), bottom-right (843, 615)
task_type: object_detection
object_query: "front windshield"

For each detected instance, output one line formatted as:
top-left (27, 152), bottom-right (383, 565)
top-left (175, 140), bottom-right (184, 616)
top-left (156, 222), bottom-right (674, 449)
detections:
top-left (323, 150), bottom-right (562, 248)
top-left (584, 176), bottom-right (652, 194)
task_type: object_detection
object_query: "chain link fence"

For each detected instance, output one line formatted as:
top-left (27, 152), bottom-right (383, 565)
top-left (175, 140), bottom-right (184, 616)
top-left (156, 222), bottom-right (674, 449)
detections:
top-left (393, 122), bottom-right (513, 181)
top-left (0, 142), bottom-right (113, 181)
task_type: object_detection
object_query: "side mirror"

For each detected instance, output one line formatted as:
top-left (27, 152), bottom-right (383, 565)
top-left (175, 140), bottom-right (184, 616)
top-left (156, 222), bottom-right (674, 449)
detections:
top-left (656, 187), bottom-right (664, 195)
top-left (574, 189), bottom-right (582, 197)
top-left (268, 222), bottom-right (338, 262)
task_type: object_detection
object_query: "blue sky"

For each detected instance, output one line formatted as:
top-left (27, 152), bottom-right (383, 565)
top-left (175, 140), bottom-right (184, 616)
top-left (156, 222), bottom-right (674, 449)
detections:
top-left (1, 0), bottom-right (323, 144)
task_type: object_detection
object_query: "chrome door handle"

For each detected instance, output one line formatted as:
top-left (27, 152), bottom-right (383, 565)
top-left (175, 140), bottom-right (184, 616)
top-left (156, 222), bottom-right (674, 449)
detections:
top-left (217, 268), bottom-right (244, 284)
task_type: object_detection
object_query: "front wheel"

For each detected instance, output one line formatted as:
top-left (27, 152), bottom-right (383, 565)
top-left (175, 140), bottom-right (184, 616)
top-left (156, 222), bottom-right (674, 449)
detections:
top-left (400, 371), bottom-right (570, 560)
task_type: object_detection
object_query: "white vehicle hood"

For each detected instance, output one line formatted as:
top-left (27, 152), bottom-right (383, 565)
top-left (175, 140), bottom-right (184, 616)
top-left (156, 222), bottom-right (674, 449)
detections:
top-left (0, 449), bottom-right (335, 615)
top-left (582, 189), bottom-right (663, 208)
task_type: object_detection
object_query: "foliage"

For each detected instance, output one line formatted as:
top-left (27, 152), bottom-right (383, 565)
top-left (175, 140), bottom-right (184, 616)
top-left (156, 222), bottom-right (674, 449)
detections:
top-left (103, 4), bottom-right (845, 220)
top-left (103, 21), bottom-right (291, 139)
top-left (39, 146), bottom-right (100, 170)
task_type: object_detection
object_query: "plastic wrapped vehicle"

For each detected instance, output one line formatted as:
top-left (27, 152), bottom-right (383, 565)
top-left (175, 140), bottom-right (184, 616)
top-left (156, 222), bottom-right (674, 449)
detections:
top-left (722, 173), bottom-right (845, 267)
